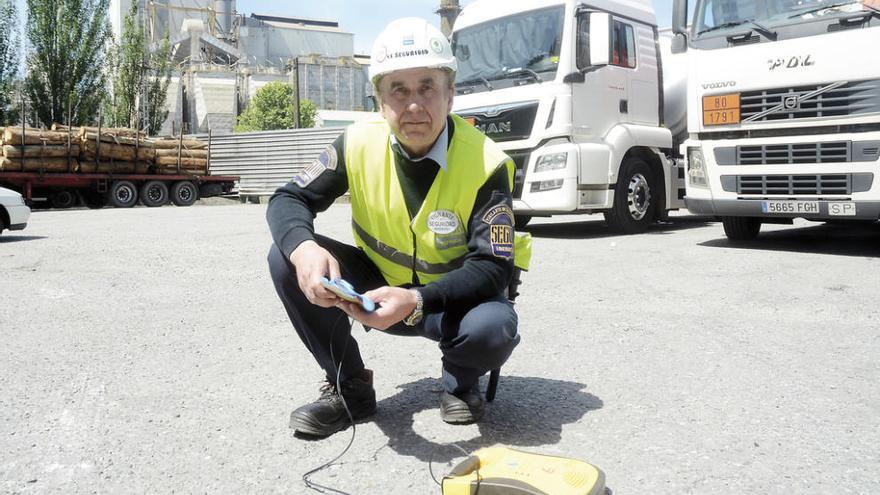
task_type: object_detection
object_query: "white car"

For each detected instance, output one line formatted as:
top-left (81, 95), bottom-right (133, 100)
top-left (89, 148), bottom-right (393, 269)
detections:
top-left (0, 186), bottom-right (31, 235)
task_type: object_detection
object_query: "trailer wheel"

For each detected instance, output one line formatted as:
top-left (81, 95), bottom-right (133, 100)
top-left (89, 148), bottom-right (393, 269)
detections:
top-left (604, 157), bottom-right (657, 234)
top-left (171, 181), bottom-right (198, 207)
top-left (50, 189), bottom-right (78, 209)
top-left (514, 215), bottom-right (532, 230)
top-left (107, 180), bottom-right (138, 208)
top-left (140, 181), bottom-right (169, 207)
top-left (721, 216), bottom-right (761, 241)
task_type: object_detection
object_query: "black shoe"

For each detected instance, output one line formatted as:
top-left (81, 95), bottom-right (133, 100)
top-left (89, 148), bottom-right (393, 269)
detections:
top-left (290, 369), bottom-right (377, 438)
top-left (440, 387), bottom-right (485, 424)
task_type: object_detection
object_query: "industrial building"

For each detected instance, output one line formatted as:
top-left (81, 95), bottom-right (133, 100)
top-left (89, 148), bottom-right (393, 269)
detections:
top-left (109, 0), bottom-right (375, 135)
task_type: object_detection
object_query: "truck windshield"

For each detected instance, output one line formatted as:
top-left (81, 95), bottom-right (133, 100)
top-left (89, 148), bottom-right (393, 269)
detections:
top-left (452, 6), bottom-right (565, 92)
top-left (693, 0), bottom-right (869, 35)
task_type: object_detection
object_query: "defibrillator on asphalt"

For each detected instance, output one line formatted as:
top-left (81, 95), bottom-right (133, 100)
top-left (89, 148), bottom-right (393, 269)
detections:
top-left (442, 447), bottom-right (605, 495)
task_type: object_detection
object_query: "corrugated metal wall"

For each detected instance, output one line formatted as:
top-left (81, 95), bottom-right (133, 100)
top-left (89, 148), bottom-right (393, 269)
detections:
top-left (200, 128), bottom-right (343, 197)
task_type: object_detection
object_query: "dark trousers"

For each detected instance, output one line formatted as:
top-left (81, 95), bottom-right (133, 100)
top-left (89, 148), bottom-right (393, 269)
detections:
top-left (267, 235), bottom-right (520, 394)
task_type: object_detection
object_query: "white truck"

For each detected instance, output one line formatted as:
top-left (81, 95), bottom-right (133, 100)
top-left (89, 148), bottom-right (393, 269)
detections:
top-left (450, 0), bottom-right (686, 233)
top-left (671, 0), bottom-right (880, 240)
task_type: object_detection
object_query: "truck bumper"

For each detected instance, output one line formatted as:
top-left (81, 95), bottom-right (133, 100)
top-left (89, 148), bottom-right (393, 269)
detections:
top-left (686, 197), bottom-right (880, 220)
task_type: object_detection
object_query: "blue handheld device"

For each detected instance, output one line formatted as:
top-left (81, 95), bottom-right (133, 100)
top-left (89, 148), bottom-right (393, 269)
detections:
top-left (320, 277), bottom-right (376, 312)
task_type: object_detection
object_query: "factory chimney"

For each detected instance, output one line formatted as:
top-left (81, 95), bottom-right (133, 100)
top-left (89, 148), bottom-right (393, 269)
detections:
top-left (436, 0), bottom-right (461, 38)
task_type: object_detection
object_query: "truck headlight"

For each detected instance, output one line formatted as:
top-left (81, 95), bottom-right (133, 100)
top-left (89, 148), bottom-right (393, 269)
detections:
top-left (530, 178), bottom-right (564, 192)
top-left (534, 152), bottom-right (568, 172)
top-left (687, 147), bottom-right (708, 188)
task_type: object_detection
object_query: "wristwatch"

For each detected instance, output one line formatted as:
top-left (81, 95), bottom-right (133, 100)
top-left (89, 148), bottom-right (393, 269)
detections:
top-left (403, 289), bottom-right (424, 326)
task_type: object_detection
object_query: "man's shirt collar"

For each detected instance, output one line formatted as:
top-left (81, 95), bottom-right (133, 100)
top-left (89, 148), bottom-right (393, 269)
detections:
top-left (390, 122), bottom-right (448, 171)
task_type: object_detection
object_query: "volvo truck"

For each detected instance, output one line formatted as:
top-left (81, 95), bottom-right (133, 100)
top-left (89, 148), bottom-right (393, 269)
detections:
top-left (451, 0), bottom-right (687, 233)
top-left (672, 0), bottom-right (880, 240)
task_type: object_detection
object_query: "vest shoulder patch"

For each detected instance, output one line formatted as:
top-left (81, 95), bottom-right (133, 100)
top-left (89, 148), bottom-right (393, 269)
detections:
top-left (483, 205), bottom-right (514, 259)
top-left (291, 145), bottom-right (338, 188)
top-left (482, 205), bottom-right (514, 225)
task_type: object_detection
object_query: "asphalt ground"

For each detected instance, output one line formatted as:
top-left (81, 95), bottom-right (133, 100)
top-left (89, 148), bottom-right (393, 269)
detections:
top-left (1, 201), bottom-right (878, 494)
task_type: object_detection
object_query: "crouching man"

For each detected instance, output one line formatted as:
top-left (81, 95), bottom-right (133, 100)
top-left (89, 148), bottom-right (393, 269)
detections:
top-left (267, 17), bottom-right (530, 438)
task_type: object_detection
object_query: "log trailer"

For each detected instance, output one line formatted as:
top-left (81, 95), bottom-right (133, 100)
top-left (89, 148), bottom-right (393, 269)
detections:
top-left (0, 127), bottom-right (238, 209)
top-left (0, 170), bottom-right (238, 209)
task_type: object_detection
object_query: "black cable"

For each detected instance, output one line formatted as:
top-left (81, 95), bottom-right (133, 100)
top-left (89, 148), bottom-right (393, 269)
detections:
top-left (298, 313), bottom-right (483, 494)
top-left (301, 312), bottom-right (357, 495)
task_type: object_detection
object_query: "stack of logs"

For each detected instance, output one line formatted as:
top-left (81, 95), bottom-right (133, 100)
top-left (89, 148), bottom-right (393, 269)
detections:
top-left (0, 125), bottom-right (209, 175)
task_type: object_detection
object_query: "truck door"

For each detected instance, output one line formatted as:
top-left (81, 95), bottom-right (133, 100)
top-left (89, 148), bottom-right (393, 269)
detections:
top-left (626, 22), bottom-right (660, 126)
top-left (571, 15), bottom-right (634, 139)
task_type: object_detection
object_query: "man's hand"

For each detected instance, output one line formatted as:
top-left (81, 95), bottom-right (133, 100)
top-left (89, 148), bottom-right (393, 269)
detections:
top-left (289, 240), bottom-right (342, 308)
top-left (337, 286), bottom-right (418, 330)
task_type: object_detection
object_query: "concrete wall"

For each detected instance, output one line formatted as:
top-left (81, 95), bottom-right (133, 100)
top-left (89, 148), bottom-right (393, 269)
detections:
top-left (192, 73), bottom-right (237, 133)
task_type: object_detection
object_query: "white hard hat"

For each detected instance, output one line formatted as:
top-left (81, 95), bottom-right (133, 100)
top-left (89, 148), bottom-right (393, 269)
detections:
top-left (368, 17), bottom-right (457, 85)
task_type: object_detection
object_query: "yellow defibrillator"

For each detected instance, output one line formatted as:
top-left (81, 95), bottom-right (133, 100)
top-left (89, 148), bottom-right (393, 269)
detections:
top-left (442, 446), bottom-right (605, 495)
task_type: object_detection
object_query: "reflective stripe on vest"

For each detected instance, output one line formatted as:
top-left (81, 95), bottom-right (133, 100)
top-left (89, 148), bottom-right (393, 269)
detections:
top-left (352, 220), bottom-right (466, 275)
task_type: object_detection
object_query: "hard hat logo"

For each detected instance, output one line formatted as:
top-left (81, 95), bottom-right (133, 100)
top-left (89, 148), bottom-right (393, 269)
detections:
top-left (389, 49), bottom-right (430, 59)
top-left (368, 17), bottom-right (457, 85)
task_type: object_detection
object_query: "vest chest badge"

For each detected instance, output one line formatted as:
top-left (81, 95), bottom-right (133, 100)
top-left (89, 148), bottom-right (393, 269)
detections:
top-left (427, 210), bottom-right (466, 250)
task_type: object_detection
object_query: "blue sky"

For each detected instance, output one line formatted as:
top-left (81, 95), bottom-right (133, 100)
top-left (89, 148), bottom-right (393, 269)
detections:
top-left (239, 0), bottom-right (674, 54)
top-left (9, 0), bottom-right (673, 59)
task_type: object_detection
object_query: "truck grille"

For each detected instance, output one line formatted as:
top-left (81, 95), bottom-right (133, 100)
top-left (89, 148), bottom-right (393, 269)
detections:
top-left (738, 142), bottom-right (849, 164)
top-left (740, 79), bottom-right (880, 122)
top-left (455, 101), bottom-right (539, 143)
top-left (736, 174), bottom-right (851, 195)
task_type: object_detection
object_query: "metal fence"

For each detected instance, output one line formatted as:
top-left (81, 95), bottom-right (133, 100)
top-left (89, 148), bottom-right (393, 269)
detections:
top-left (198, 127), bottom-right (344, 197)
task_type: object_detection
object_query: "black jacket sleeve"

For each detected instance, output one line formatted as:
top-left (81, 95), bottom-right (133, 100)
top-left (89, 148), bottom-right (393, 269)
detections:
top-left (417, 164), bottom-right (515, 313)
top-left (266, 133), bottom-right (349, 258)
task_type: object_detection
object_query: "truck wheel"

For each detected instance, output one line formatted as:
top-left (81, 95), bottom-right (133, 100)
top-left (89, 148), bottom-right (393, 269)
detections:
top-left (514, 215), bottom-right (532, 229)
top-left (50, 189), bottom-right (78, 209)
top-left (107, 180), bottom-right (138, 208)
top-left (171, 181), bottom-right (198, 207)
top-left (604, 157), bottom-right (657, 234)
top-left (140, 181), bottom-right (169, 207)
top-left (721, 216), bottom-right (761, 241)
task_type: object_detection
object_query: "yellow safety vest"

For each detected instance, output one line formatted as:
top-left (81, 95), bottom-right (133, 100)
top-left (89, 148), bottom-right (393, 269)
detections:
top-left (344, 114), bottom-right (532, 286)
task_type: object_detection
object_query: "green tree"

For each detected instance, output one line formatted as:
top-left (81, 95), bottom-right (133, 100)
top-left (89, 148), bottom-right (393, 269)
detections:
top-left (235, 81), bottom-right (316, 132)
top-left (25, 0), bottom-right (111, 127)
top-left (0, 0), bottom-right (19, 125)
top-left (144, 34), bottom-right (172, 135)
top-left (108, 3), bottom-right (172, 135)
top-left (298, 99), bottom-right (318, 129)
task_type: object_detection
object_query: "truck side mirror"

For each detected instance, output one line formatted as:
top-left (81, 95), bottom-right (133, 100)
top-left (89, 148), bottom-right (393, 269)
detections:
top-left (589, 12), bottom-right (612, 67)
top-left (672, 0), bottom-right (688, 35)
top-left (671, 33), bottom-right (687, 54)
